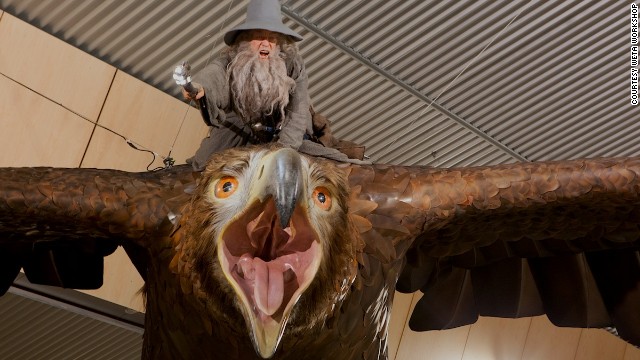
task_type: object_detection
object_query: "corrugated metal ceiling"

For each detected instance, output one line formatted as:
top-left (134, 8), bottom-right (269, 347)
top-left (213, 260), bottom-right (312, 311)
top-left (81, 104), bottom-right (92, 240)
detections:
top-left (0, 292), bottom-right (141, 360)
top-left (1, 0), bottom-right (639, 358)
top-left (0, 275), bottom-right (143, 360)
top-left (3, 0), bottom-right (638, 168)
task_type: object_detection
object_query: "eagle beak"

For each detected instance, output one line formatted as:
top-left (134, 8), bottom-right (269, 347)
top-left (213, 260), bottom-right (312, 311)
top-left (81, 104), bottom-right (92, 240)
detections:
top-left (253, 148), bottom-right (303, 358)
top-left (270, 148), bottom-right (302, 228)
top-left (218, 148), bottom-right (322, 358)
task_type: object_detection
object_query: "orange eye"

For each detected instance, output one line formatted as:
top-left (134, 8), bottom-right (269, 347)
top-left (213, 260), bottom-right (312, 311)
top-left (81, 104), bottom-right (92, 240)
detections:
top-left (312, 187), bottom-right (332, 210)
top-left (214, 176), bottom-right (238, 198)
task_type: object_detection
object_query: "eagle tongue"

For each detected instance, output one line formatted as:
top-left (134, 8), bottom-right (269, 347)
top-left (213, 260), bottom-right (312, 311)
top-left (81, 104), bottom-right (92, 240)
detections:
top-left (253, 258), bottom-right (284, 316)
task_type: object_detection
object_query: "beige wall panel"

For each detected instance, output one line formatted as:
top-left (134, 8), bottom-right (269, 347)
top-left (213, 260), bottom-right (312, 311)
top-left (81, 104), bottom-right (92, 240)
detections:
top-left (395, 293), bottom-right (471, 360)
top-left (462, 317), bottom-right (531, 360)
top-left (96, 70), bottom-right (197, 163)
top-left (79, 128), bottom-right (155, 312)
top-left (0, 14), bottom-right (114, 121)
top-left (625, 344), bottom-right (640, 360)
top-left (165, 105), bottom-right (210, 165)
top-left (78, 125), bottom-right (154, 311)
top-left (575, 328), bottom-right (627, 360)
top-left (81, 247), bottom-right (145, 313)
top-left (82, 126), bottom-right (165, 171)
top-left (0, 74), bottom-right (93, 167)
top-left (78, 116), bottom-right (199, 310)
top-left (521, 316), bottom-right (582, 360)
top-left (396, 326), bottom-right (471, 360)
top-left (82, 114), bottom-right (207, 171)
top-left (388, 292), bottom-right (414, 360)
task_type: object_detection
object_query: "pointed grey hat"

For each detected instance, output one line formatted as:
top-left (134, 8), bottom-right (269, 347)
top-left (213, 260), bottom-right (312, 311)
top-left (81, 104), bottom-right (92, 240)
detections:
top-left (224, 0), bottom-right (303, 46)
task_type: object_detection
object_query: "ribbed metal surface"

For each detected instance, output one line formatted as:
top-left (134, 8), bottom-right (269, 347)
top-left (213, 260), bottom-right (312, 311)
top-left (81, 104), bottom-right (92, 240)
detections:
top-left (285, 0), bottom-right (640, 165)
top-left (1, 1), bottom-right (639, 358)
top-left (3, 0), bottom-right (638, 168)
top-left (0, 290), bottom-right (142, 360)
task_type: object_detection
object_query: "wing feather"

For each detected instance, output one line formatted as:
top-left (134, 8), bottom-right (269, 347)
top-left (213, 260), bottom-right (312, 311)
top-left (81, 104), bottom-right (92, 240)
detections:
top-left (408, 266), bottom-right (478, 330)
top-left (350, 156), bottom-right (640, 346)
top-left (2, 149), bottom-right (640, 353)
top-left (0, 165), bottom-right (196, 293)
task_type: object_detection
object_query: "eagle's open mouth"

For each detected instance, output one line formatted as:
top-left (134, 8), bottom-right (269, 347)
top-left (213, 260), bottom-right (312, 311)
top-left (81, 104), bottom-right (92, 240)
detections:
top-left (215, 147), bottom-right (320, 358)
top-left (221, 198), bottom-right (320, 321)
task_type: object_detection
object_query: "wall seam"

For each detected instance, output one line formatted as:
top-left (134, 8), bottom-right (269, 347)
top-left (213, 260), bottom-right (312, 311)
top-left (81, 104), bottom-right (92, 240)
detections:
top-left (78, 69), bottom-right (118, 168)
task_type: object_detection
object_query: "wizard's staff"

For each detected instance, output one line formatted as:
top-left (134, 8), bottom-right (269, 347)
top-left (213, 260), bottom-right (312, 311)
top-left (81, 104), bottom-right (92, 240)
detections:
top-left (173, 61), bottom-right (214, 127)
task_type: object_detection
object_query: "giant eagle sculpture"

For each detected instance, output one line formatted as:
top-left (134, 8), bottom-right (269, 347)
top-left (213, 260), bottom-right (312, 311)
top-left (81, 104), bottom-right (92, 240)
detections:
top-left (1, 144), bottom-right (640, 359)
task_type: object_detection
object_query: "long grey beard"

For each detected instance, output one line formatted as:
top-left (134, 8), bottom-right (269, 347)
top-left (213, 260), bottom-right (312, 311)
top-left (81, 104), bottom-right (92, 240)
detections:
top-left (227, 43), bottom-right (296, 124)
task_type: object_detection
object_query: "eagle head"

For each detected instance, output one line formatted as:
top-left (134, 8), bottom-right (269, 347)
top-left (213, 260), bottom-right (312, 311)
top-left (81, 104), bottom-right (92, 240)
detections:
top-left (180, 145), bottom-right (358, 358)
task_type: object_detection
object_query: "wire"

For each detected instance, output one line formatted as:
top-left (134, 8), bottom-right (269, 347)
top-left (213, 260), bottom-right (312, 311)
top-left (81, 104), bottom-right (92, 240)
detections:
top-left (89, 121), bottom-right (168, 171)
top-left (165, 0), bottom-right (237, 163)
top-left (125, 139), bottom-right (163, 171)
top-left (384, 2), bottom-right (531, 156)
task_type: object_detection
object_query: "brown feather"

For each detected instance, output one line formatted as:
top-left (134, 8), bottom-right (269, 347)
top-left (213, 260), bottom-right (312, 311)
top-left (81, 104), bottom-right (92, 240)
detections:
top-left (2, 149), bottom-right (640, 357)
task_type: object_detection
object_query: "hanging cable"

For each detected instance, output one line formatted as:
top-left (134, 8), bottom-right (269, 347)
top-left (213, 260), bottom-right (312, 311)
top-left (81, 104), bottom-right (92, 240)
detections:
top-left (164, 0), bottom-right (237, 168)
top-left (384, 2), bottom-right (531, 159)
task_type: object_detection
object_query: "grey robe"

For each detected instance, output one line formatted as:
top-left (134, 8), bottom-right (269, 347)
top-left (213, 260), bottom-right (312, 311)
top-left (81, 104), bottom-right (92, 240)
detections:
top-left (186, 53), bottom-right (369, 171)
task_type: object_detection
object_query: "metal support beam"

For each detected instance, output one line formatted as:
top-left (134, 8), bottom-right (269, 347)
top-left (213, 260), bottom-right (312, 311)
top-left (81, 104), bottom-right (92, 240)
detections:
top-left (282, 6), bottom-right (528, 162)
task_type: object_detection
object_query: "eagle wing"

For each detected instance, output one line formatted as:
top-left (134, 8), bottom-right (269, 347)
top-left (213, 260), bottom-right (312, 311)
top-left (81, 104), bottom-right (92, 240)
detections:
top-left (348, 156), bottom-right (640, 346)
top-left (0, 165), bottom-right (197, 294)
top-left (2, 150), bottom-right (640, 354)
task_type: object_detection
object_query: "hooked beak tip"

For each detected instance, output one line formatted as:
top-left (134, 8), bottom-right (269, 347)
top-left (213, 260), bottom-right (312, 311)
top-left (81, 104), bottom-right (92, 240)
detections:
top-left (271, 149), bottom-right (302, 228)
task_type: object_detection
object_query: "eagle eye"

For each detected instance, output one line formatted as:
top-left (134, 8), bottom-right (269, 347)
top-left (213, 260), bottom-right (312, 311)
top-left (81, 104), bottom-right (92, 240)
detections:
top-left (215, 176), bottom-right (238, 198)
top-left (312, 187), bottom-right (332, 210)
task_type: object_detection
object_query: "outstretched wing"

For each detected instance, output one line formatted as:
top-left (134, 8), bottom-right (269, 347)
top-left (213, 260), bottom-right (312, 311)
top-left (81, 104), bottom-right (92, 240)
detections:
top-left (0, 165), bottom-right (197, 294)
top-left (348, 156), bottom-right (640, 346)
top-left (2, 149), bottom-right (640, 354)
